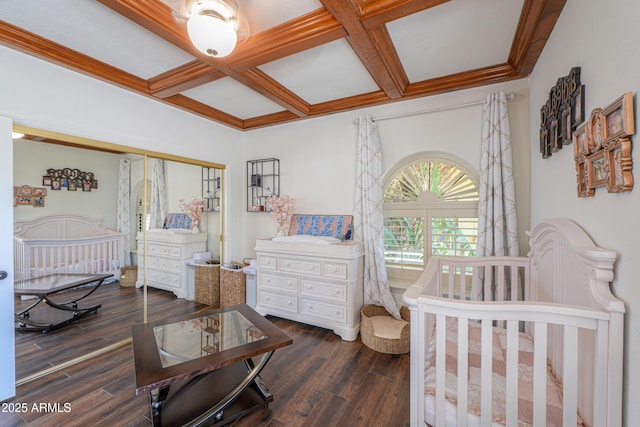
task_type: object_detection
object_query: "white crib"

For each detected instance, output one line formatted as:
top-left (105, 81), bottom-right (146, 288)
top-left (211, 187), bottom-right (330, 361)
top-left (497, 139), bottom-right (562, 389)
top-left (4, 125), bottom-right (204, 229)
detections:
top-left (403, 219), bottom-right (624, 427)
top-left (14, 214), bottom-right (126, 281)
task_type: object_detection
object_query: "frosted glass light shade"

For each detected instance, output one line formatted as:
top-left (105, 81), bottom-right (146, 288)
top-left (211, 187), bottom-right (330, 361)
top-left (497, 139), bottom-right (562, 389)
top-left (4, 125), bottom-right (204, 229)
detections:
top-left (187, 13), bottom-right (237, 58)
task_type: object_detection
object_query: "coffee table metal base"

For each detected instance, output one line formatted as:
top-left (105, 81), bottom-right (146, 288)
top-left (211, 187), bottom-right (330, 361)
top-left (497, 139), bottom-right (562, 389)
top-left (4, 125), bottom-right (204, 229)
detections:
top-left (15, 278), bottom-right (105, 333)
top-left (151, 352), bottom-right (274, 427)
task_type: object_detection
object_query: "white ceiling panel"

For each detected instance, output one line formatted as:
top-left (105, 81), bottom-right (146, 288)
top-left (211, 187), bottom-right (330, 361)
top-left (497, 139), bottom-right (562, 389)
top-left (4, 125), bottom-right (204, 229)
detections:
top-left (0, 0), bottom-right (195, 79)
top-left (259, 39), bottom-right (379, 104)
top-left (239, 0), bottom-right (323, 34)
top-left (181, 78), bottom-right (285, 119)
top-left (387, 0), bottom-right (525, 82)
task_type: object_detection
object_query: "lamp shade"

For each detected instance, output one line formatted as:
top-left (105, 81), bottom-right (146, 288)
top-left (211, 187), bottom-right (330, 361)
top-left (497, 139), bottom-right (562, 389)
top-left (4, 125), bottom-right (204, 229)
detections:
top-left (187, 12), bottom-right (237, 58)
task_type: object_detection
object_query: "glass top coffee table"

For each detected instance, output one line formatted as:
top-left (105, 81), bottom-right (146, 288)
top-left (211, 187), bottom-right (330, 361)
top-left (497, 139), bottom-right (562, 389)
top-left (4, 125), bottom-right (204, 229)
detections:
top-left (14, 273), bottom-right (112, 333)
top-left (132, 304), bottom-right (292, 427)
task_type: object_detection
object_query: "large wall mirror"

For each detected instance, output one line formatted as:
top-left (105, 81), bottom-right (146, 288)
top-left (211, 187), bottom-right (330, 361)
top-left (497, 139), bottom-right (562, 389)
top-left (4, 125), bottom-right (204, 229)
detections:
top-left (12, 125), bottom-right (225, 385)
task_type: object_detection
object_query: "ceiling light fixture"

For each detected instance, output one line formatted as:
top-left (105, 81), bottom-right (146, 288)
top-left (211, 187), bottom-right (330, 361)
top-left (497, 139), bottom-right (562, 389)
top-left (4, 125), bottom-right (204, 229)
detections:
top-left (187, 0), bottom-right (238, 58)
top-left (12, 132), bottom-right (25, 139)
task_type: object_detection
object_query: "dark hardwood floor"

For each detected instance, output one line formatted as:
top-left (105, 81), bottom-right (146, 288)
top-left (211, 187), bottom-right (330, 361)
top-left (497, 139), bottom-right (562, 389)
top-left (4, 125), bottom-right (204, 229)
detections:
top-left (2, 283), bottom-right (410, 427)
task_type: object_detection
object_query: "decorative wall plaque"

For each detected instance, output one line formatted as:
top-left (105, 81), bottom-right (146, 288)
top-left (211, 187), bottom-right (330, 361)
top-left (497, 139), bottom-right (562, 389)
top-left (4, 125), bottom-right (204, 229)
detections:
top-left (574, 92), bottom-right (634, 197)
top-left (539, 67), bottom-right (584, 158)
top-left (14, 185), bottom-right (47, 207)
top-left (42, 168), bottom-right (98, 192)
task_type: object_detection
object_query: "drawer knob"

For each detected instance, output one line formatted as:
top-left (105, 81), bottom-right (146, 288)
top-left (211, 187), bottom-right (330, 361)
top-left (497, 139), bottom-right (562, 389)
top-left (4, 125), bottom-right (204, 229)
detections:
top-left (287, 301), bottom-right (293, 306)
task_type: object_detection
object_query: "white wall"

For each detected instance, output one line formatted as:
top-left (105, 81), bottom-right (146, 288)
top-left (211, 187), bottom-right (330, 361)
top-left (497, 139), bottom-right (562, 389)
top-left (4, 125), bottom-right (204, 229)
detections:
top-left (13, 139), bottom-right (121, 229)
top-left (529, 0), bottom-right (640, 423)
top-left (238, 79), bottom-right (531, 261)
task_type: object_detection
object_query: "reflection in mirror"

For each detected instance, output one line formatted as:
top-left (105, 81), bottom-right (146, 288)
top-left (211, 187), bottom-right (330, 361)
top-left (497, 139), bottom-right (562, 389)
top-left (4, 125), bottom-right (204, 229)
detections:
top-left (12, 126), bottom-right (224, 386)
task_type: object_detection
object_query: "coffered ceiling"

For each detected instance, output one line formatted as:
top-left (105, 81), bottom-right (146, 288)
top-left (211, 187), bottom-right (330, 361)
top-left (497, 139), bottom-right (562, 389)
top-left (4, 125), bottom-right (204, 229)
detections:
top-left (0, 0), bottom-right (565, 130)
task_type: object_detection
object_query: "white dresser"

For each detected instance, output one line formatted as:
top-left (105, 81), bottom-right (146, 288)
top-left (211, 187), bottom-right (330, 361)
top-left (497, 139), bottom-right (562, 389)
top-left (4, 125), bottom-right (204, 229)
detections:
top-left (136, 231), bottom-right (208, 298)
top-left (254, 238), bottom-right (364, 341)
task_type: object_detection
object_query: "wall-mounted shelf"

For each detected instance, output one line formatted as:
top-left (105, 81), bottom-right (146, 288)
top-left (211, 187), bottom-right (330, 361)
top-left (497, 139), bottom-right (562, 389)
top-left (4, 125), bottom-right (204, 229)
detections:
top-left (247, 158), bottom-right (279, 212)
top-left (202, 167), bottom-right (221, 212)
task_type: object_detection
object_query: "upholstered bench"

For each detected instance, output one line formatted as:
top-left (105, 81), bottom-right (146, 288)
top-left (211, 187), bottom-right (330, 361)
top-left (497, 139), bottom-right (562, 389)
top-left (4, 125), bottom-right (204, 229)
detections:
top-left (360, 304), bottom-right (410, 354)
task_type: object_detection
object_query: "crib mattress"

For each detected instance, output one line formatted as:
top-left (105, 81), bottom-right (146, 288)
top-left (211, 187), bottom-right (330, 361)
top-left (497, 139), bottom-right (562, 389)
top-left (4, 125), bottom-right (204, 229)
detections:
top-left (424, 318), bottom-right (584, 427)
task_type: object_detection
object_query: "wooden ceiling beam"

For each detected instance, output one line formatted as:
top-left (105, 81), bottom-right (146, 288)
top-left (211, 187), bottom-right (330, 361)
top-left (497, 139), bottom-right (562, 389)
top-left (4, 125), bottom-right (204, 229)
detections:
top-left (321, 0), bottom-right (407, 99)
top-left (164, 94), bottom-right (244, 129)
top-left (148, 61), bottom-right (225, 98)
top-left (509, 0), bottom-right (567, 75)
top-left (359, 0), bottom-right (452, 28)
top-left (228, 9), bottom-right (346, 72)
top-left (0, 20), bottom-right (149, 93)
top-left (98, 0), bottom-right (310, 117)
top-left (243, 63), bottom-right (521, 130)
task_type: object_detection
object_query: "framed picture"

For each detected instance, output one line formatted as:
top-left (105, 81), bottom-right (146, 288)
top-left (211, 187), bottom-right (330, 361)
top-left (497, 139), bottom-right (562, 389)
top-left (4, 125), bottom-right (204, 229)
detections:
top-left (540, 127), bottom-right (550, 158)
top-left (573, 122), bottom-right (590, 157)
top-left (587, 108), bottom-right (605, 152)
top-left (603, 92), bottom-right (634, 141)
top-left (571, 84), bottom-right (585, 125)
top-left (606, 137), bottom-right (634, 193)
top-left (561, 106), bottom-right (572, 145)
top-left (586, 150), bottom-right (609, 189)
top-left (575, 159), bottom-right (593, 197)
top-left (68, 181), bottom-right (77, 191)
top-left (33, 188), bottom-right (47, 196)
top-left (52, 180), bottom-right (61, 190)
top-left (42, 176), bottom-right (52, 186)
top-left (550, 119), bottom-right (561, 152)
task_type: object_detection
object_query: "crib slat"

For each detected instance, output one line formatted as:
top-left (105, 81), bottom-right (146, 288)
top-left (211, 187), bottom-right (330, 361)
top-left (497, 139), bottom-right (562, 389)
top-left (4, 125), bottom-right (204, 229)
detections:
top-left (533, 322), bottom-right (547, 427)
top-left (471, 265), bottom-right (479, 301)
top-left (484, 266), bottom-right (493, 302)
top-left (496, 265), bottom-right (505, 302)
top-left (447, 265), bottom-right (454, 299)
top-left (457, 317), bottom-right (468, 427)
top-left (510, 266), bottom-right (519, 301)
top-left (563, 326), bottom-right (578, 427)
top-left (593, 319), bottom-right (609, 427)
top-left (505, 320), bottom-right (519, 426)
top-left (435, 314), bottom-right (447, 427)
top-left (480, 320), bottom-right (492, 427)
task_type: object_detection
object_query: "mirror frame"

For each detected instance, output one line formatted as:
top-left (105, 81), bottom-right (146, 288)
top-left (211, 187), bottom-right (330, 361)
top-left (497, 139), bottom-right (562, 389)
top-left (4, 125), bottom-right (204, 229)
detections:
top-left (12, 124), bottom-right (226, 385)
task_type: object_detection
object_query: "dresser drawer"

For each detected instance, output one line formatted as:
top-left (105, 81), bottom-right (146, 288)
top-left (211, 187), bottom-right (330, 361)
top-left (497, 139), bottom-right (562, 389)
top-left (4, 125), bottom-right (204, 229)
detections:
top-left (258, 255), bottom-right (277, 270)
top-left (279, 257), bottom-right (321, 276)
top-left (323, 262), bottom-right (348, 280)
top-left (154, 257), bottom-right (182, 272)
top-left (147, 244), bottom-right (169, 256)
top-left (300, 278), bottom-right (346, 302)
top-left (260, 272), bottom-right (297, 294)
top-left (144, 270), bottom-right (181, 288)
top-left (300, 298), bottom-right (346, 323)
top-left (259, 290), bottom-right (297, 313)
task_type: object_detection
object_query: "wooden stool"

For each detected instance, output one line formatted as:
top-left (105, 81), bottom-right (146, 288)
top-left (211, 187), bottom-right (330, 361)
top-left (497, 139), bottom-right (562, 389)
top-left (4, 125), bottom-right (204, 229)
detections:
top-left (360, 305), bottom-right (410, 354)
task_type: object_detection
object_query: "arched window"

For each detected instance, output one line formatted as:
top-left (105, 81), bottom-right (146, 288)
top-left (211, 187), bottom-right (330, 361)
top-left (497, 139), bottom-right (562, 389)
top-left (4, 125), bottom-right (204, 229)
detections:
top-left (383, 154), bottom-right (479, 281)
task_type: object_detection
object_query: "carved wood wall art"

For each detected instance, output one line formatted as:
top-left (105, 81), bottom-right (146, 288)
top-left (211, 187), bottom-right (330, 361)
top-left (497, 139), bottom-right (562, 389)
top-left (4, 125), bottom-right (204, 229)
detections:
top-left (539, 67), bottom-right (584, 158)
top-left (42, 168), bottom-right (98, 192)
top-left (14, 185), bottom-right (47, 207)
top-left (574, 92), bottom-right (634, 197)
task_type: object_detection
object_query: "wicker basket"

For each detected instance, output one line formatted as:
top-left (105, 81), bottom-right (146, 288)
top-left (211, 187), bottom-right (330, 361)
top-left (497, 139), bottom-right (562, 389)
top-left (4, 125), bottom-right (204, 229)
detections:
top-left (194, 261), bottom-right (220, 306)
top-left (220, 263), bottom-right (247, 308)
top-left (119, 265), bottom-right (138, 287)
top-left (360, 305), bottom-right (410, 354)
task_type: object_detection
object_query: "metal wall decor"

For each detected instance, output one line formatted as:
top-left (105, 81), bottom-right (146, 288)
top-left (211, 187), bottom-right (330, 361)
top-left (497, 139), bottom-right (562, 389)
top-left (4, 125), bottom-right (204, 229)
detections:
top-left (42, 168), bottom-right (98, 192)
top-left (14, 185), bottom-right (47, 207)
top-left (574, 92), bottom-right (635, 197)
top-left (539, 67), bottom-right (584, 158)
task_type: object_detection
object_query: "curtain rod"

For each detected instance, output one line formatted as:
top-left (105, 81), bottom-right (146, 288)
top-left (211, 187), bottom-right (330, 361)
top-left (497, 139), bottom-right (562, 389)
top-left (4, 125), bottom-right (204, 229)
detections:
top-left (366, 92), bottom-right (516, 123)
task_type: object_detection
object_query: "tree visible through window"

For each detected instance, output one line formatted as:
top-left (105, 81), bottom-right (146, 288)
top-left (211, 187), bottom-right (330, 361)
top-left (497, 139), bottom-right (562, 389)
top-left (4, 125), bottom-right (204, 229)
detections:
top-left (383, 157), bottom-right (479, 281)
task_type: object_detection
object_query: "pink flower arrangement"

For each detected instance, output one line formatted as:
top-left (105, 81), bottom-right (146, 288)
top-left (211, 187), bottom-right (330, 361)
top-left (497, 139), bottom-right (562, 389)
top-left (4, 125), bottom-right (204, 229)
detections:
top-left (178, 197), bottom-right (205, 228)
top-left (267, 194), bottom-right (295, 234)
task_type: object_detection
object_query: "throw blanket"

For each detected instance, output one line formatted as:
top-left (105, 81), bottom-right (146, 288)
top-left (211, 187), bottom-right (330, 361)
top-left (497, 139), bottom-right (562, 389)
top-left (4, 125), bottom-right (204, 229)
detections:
top-left (424, 318), bottom-right (584, 426)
